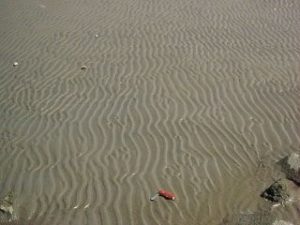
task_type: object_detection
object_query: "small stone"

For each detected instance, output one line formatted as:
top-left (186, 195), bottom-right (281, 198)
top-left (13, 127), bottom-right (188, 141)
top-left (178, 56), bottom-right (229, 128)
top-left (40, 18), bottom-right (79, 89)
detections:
top-left (81, 66), bottom-right (87, 71)
top-left (95, 34), bottom-right (99, 38)
top-left (13, 62), bottom-right (19, 67)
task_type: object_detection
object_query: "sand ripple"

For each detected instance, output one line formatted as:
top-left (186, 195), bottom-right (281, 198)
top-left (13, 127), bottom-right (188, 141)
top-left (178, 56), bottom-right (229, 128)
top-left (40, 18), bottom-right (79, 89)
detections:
top-left (0, 0), bottom-right (300, 224)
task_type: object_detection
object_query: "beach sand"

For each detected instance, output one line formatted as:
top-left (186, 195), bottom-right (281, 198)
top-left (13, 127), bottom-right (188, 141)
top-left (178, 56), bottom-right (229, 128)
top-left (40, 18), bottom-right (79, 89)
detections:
top-left (0, 0), bottom-right (300, 224)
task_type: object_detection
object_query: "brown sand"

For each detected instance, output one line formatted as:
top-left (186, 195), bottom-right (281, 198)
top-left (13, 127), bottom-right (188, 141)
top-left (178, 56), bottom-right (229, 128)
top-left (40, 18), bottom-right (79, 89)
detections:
top-left (0, 0), bottom-right (300, 224)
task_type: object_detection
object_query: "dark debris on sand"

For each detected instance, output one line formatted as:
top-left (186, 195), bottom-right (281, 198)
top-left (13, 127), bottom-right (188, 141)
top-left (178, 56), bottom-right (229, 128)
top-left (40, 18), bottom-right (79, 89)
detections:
top-left (261, 179), bottom-right (289, 203)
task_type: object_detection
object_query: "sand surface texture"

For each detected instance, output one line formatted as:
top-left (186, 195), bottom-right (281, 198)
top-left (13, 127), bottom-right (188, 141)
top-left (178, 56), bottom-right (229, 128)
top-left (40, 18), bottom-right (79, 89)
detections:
top-left (0, 0), bottom-right (300, 224)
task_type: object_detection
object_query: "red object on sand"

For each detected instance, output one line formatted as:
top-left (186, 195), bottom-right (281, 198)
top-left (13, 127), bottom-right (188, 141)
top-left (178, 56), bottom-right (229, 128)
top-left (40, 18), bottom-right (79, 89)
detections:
top-left (158, 189), bottom-right (176, 200)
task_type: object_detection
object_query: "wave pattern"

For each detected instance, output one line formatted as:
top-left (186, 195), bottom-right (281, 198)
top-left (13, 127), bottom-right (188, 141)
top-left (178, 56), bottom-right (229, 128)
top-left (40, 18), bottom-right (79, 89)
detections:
top-left (0, 0), bottom-right (300, 224)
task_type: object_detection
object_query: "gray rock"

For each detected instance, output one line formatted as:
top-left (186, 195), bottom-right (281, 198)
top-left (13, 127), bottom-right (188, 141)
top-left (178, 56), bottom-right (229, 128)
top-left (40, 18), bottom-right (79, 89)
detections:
top-left (272, 220), bottom-right (294, 225)
top-left (279, 153), bottom-right (300, 184)
top-left (0, 191), bottom-right (15, 221)
top-left (220, 210), bottom-right (275, 225)
top-left (261, 179), bottom-right (290, 203)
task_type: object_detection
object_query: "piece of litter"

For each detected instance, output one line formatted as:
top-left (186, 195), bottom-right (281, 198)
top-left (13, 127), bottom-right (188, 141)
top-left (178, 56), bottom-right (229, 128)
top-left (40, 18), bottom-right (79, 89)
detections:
top-left (13, 62), bottom-right (19, 67)
top-left (95, 34), bottom-right (99, 38)
top-left (73, 205), bottom-right (79, 209)
top-left (150, 189), bottom-right (176, 201)
top-left (158, 189), bottom-right (176, 200)
top-left (84, 204), bottom-right (89, 209)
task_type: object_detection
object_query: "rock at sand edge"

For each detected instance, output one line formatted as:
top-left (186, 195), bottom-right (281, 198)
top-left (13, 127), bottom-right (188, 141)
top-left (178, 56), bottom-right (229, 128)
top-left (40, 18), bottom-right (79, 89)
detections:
top-left (279, 153), bottom-right (300, 184)
top-left (261, 179), bottom-right (289, 203)
top-left (219, 210), bottom-right (275, 225)
top-left (0, 191), bottom-right (15, 221)
top-left (272, 220), bottom-right (294, 225)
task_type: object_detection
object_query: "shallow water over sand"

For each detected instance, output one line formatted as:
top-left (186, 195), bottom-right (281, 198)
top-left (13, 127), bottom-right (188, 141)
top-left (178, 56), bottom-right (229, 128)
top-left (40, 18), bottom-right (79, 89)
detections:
top-left (0, 0), bottom-right (300, 224)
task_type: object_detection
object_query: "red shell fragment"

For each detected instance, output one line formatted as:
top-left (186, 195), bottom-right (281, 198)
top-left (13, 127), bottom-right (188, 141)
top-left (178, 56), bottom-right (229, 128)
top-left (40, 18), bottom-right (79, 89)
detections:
top-left (158, 189), bottom-right (176, 200)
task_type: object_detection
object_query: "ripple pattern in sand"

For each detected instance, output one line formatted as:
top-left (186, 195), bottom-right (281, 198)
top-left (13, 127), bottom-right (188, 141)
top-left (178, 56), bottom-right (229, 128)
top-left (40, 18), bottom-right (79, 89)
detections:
top-left (0, 0), bottom-right (300, 224)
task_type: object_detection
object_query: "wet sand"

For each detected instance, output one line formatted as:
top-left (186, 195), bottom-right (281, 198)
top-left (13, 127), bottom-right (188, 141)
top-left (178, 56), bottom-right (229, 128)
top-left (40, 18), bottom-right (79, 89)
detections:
top-left (0, 0), bottom-right (300, 224)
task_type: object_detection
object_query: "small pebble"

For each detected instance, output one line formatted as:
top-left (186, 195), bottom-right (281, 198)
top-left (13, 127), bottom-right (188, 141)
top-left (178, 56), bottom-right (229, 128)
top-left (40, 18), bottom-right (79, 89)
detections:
top-left (81, 66), bottom-right (87, 71)
top-left (95, 34), bottom-right (99, 38)
top-left (13, 62), bottom-right (19, 67)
